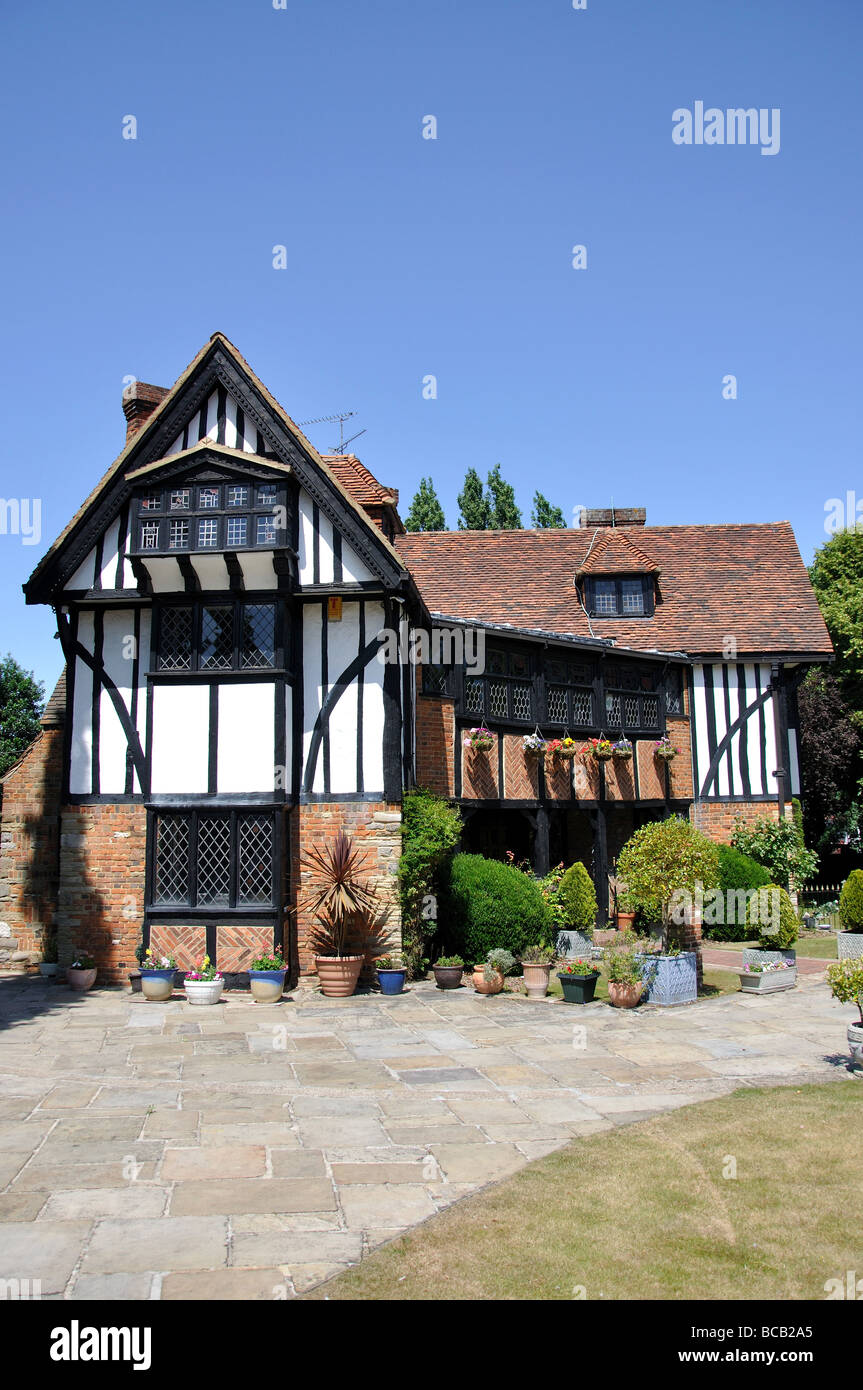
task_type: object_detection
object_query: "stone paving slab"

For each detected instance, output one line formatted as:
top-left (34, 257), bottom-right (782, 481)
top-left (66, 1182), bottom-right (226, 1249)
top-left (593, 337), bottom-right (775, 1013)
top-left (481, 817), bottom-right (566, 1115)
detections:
top-left (0, 971), bottom-right (857, 1299)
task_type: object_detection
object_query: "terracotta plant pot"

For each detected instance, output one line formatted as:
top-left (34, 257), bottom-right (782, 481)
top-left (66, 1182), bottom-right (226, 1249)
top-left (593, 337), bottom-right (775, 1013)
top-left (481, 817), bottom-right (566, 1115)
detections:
top-left (472, 966), bottom-right (504, 995)
top-left (522, 962), bottom-right (553, 999)
top-left (66, 967), bottom-right (96, 992)
top-left (616, 912), bottom-right (636, 931)
top-left (608, 980), bottom-right (643, 1009)
top-left (433, 965), bottom-right (463, 990)
top-left (316, 955), bottom-right (363, 998)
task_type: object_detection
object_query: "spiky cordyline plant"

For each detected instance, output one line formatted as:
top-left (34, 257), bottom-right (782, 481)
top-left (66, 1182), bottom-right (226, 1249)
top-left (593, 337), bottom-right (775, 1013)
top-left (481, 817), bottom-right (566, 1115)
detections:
top-left (298, 831), bottom-right (380, 958)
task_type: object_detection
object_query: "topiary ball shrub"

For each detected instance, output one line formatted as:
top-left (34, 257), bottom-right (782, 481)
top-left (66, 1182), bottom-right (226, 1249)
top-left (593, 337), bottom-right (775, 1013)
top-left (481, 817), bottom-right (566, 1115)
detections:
top-left (839, 870), bottom-right (863, 933)
top-left (557, 862), bottom-right (598, 935)
top-left (707, 846), bottom-right (773, 941)
top-left (442, 854), bottom-right (554, 964)
top-left (746, 884), bottom-right (799, 951)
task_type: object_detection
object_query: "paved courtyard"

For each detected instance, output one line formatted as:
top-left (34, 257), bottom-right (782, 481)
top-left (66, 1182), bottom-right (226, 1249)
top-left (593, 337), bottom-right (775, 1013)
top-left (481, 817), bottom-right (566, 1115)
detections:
top-left (0, 970), bottom-right (855, 1300)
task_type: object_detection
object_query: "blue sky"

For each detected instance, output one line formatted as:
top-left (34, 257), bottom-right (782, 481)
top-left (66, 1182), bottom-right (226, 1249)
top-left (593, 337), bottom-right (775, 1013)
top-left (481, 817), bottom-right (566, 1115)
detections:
top-left (1, 0), bottom-right (860, 693)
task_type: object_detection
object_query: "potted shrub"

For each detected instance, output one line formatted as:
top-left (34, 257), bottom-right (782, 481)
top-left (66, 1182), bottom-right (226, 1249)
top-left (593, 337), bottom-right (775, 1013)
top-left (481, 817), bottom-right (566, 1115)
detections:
top-left (837, 871), bottom-right (863, 961)
top-left (472, 947), bottom-right (515, 995)
top-left (826, 958), bottom-right (863, 1068)
top-left (248, 951), bottom-right (287, 1003)
top-left (463, 725), bottom-right (495, 752)
top-left (299, 831), bottom-right (381, 998)
top-left (555, 860), bottom-right (597, 958)
top-left (433, 955), bottom-right (464, 989)
top-left (39, 936), bottom-right (59, 979)
top-left (375, 954), bottom-right (407, 996)
top-left (742, 885), bottom-right (798, 986)
top-left (602, 933), bottom-right (643, 1008)
top-left (140, 949), bottom-right (177, 1001)
top-left (521, 943), bottom-right (556, 999)
top-left (183, 956), bottom-right (224, 1006)
top-left (557, 956), bottom-right (601, 1004)
top-left (66, 951), bottom-right (97, 992)
top-left (615, 816), bottom-right (720, 1006)
top-left (739, 959), bottom-right (798, 994)
top-left (128, 939), bottom-right (146, 994)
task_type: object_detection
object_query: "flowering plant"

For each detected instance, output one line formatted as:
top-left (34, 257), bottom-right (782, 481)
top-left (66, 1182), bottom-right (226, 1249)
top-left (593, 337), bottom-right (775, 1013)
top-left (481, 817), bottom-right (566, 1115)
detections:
top-left (742, 960), bottom-right (792, 974)
top-left (555, 736), bottom-right (579, 760)
top-left (588, 737), bottom-right (614, 760)
top-left (545, 738), bottom-right (563, 755)
top-left (69, 952), bottom-right (96, 971)
top-left (249, 953), bottom-right (285, 971)
top-left (143, 949), bottom-right (176, 970)
top-left (464, 725), bottom-right (495, 751)
top-left (523, 732), bottom-right (548, 755)
top-left (613, 738), bottom-right (633, 759)
top-left (558, 957), bottom-right (598, 976)
top-left (185, 954), bottom-right (222, 982)
top-left (654, 734), bottom-right (677, 760)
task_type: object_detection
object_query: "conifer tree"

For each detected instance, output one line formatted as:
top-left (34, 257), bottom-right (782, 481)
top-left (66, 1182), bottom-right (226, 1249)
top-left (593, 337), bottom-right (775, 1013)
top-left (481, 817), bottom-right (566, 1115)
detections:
top-left (531, 491), bottom-right (567, 528)
top-left (404, 477), bottom-right (446, 532)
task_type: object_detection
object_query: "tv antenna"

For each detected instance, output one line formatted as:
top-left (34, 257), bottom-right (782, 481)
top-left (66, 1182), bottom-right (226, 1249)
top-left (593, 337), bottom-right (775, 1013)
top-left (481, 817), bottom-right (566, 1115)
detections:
top-left (298, 410), bottom-right (367, 455)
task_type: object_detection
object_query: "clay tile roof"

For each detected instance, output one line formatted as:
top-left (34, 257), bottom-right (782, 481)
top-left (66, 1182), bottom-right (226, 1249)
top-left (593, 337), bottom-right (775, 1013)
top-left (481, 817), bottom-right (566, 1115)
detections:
top-left (394, 523), bottom-right (833, 658)
top-left (320, 455), bottom-right (398, 507)
top-left (575, 528), bottom-right (660, 577)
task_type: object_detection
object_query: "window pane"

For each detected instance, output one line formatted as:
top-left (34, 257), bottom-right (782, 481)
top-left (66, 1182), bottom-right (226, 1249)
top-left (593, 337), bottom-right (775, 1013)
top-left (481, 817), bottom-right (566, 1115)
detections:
top-left (196, 817), bottom-right (231, 905)
top-left (621, 579), bottom-right (645, 614)
top-left (140, 522), bottom-right (160, 550)
top-left (238, 816), bottom-right (274, 905)
top-left (487, 650), bottom-right (506, 676)
top-left (511, 683), bottom-right (532, 721)
top-left (169, 519), bottom-right (189, 549)
top-left (464, 678), bottom-right (484, 714)
top-left (240, 604), bottom-right (275, 669)
top-left (256, 484), bottom-right (277, 506)
top-left (594, 581), bottom-right (617, 615)
top-left (159, 607), bottom-right (194, 670)
top-left (424, 665), bottom-right (449, 694)
top-left (547, 686), bottom-right (568, 724)
top-left (509, 652), bottom-right (530, 678)
top-left (572, 689), bottom-right (593, 725)
top-left (169, 489), bottom-right (190, 510)
top-left (605, 693), bottom-right (621, 726)
top-left (197, 518), bottom-right (219, 548)
top-left (227, 485), bottom-right (249, 507)
top-left (642, 695), bottom-right (659, 727)
top-left (256, 514), bottom-right (277, 545)
top-left (624, 696), bottom-right (640, 727)
top-left (226, 516), bottom-right (248, 548)
top-left (198, 486), bottom-right (220, 509)
top-left (153, 814), bottom-right (191, 904)
top-left (489, 681), bottom-right (508, 718)
top-left (201, 607), bottom-right (233, 669)
top-left (140, 494), bottom-right (161, 512)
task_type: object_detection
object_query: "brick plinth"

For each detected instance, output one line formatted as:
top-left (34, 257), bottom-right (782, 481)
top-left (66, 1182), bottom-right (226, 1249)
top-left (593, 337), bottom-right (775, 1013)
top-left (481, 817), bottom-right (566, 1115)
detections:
top-left (293, 802), bottom-right (402, 977)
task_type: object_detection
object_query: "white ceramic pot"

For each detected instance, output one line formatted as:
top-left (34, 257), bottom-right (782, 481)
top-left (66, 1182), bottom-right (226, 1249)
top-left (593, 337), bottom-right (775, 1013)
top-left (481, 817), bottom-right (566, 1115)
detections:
top-left (184, 976), bottom-right (224, 1006)
top-left (848, 1020), bottom-right (863, 1069)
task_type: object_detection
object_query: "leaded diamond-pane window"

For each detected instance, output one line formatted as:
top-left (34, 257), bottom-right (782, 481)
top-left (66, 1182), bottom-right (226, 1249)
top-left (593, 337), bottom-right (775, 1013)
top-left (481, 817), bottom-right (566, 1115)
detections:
top-left (153, 815), bottom-right (191, 904)
top-left (465, 678), bottom-right (484, 714)
top-left (572, 689), bottom-right (593, 725)
top-left (489, 681), bottom-right (508, 719)
top-left (605, 693), bottom-right (621, 727)
top-left (240, 604), bottom-right (276, 669)
top-left (201, 607), bottom-right (233, 670)
top-left (624, 696), bottom-right (640, 728)
top-left (511, 683), bottom-right (532, 721)
top-left (547, 686), bottom-right (568, 724)
top-left (642, 695), bottom-right (659, 728)
top-left (423, 665), bottom-right (450, 695)
top-left (238, 816), bottom-right (274, 905)
top-left (158, 606), bottom-right (193, 670)
top-left (196, 818), bottom-right (231, 905)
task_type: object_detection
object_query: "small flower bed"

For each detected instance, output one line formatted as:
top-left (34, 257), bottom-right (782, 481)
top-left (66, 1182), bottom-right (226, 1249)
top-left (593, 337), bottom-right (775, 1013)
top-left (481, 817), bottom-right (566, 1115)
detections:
top-left (463, 725), bottom-right (495, 751)
top-left (588, 737), bottom-right (614, 761)
top-left (185, 954), bottom-right (222, 982)
top-left (654, 734), bottom-right (677, 760)
top-left (558, 957), bottom-right (597, 976)
top-left (741, 959), bottom-right (793, 974)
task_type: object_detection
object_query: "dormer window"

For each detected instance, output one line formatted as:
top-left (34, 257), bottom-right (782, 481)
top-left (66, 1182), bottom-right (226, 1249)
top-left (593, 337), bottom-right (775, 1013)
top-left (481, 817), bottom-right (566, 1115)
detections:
top-left (131, 474), bottom-right (288, 556)
top-left (584, 574), bottom-right (654, 618)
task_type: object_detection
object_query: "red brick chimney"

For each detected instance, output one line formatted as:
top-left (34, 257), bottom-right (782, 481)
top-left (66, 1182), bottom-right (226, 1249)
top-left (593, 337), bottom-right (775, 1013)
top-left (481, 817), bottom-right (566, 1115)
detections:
top-left (122, 380), bottom-right (169, 442)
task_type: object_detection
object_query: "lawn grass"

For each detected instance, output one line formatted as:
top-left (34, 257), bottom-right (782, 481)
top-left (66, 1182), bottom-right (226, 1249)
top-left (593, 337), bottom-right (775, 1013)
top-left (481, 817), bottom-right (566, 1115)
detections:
top-left (304, 1081), bottom-right (861, 1301)
top-left (707, 934), bottom-right (838, 961)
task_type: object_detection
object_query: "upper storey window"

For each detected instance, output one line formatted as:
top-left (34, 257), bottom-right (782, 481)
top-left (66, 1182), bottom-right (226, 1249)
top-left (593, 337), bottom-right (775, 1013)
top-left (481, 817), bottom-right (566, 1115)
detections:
top-left (131, 477), bottom-right (288, 556)
top-left (584, 574), bottom-right (654, 618)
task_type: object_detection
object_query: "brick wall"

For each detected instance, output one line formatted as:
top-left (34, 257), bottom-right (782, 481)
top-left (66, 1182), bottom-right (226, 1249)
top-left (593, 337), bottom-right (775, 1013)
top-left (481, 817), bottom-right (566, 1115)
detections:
top-left (0, 724), bottom-right (64, 963)
top-left (292, 801), bottom-right (402, 976)
top-left (415, 691), bottom-right (455, 796)
top-left (56, 803), bottom-right (147, 984)
top-left (690, 798), bottom-right (780, 844)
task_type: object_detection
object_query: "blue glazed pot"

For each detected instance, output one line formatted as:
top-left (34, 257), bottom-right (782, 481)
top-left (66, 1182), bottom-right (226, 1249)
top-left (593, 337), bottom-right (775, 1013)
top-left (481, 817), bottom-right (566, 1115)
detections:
top-left (249, 968), bottom-right (287, 1003)
top-left (139, 967), bottom-right (176, 1001)
top-left (636, 951), bottom-right (697, 1006)
top-left (377, 968), bottom-right (407, 996)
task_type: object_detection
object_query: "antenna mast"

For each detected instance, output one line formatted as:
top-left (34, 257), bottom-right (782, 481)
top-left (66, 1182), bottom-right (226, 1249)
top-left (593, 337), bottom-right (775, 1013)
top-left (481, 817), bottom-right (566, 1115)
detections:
top-left (298, 411), bottom-right (367, 455)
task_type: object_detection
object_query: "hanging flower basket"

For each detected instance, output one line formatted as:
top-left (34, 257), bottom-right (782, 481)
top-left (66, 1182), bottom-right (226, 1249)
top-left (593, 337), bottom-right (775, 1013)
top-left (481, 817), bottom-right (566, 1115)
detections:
top-left (654, 735), bottom-right (677, 761)
top-left (588, 737), bottom-right (614, 762)
top-left (613, 738), bottom-right (633, 760)
top-left (464, 725), bottom-right (495, 752)
top-left (555, 736), bottom-right (579, 760)
top-left (523, 730), bottom-right (548, 757)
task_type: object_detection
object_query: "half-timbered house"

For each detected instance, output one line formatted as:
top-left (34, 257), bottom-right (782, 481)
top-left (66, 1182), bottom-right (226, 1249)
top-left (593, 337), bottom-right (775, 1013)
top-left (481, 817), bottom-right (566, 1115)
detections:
top-left (0, 334), bottom-right (833, 982)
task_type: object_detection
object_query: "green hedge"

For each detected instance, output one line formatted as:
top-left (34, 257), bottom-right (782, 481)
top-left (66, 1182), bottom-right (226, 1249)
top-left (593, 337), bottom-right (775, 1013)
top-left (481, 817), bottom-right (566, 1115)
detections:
top-left (557, 862), bottom-right (597, 933)
top-left (745, 884), bottom-right (799, 951)
top-left (442, 854), bottom-right (554, 964)
top-left (705, 847), bottom-right (773, 941)
top-left (839, 870), bottom-right (863, 933)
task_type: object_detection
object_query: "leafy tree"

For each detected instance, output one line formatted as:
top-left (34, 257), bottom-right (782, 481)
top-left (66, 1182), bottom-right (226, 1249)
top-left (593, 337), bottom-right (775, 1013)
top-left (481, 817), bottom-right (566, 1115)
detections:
top-left (557, 862), bottom-right (597, 933)
top-left (797, 670), bottom-right (863, 853)
top-left (838, 869), bottom-right (863, 932)
top-left (531, 491), bottom-right (567, 528)
top-left (809, 529), bottom-right (863, 701)
top-left (486, 464), bottom-right (522, 529)
top-left (398, 789), bottom-right (462, 977)
top-left (745, 884), bottom-right (799, 951)
top-left (0, 655), bottom-right (45, 779)
top-left (616, 816), bottom-right (720, 949)
top-left (404, 477), bottom-right (446, 532)
top-left (730, 815), bottom-right (818, 891)
top-left (457, 468), bottom-right (491, 530)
